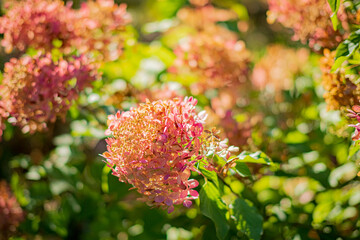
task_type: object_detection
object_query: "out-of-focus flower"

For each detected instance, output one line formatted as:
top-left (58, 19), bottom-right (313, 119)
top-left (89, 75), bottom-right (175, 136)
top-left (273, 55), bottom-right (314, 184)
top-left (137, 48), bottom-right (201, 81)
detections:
top-left (136, 85), bottom-right (180, 103)
top-left (169, 33), bottom-right (251, 94)
top-left (189, 0), bottom-right (210, 7)
top-left (75, 0), bottom-right (132, 61)
top-left (0, 0), bottom-right (131, 61)
top-left (267, 0), bottom-right (350, 49)
top-left (320, 49), bottom-right (360, 110)
top-left (177, 5), bottom-right (238, 32)
top-left (0, 181), bottom-right (24, 239)
top-left (0, 0), bottom-right (76, 53)
top-left (103, 97), bottom-right (236, 213)
top-left (0, 53), bottom-right (98, 134)
top-left (220, 111), bottom-right (252, 149)
top-left (252, 45), bottom-right (309, 93)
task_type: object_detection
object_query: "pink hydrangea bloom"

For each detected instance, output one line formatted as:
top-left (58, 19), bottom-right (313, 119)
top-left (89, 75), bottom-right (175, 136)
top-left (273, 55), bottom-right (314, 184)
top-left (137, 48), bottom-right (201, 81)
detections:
top-left (169, 33), bottom-right (250, 94)
top-left (0, 53), bottom-right (98, 134)
top-left (267, 0), bottom-right (350, 50)
top-left (347, 105), bottom-right (360, 141)
top-left (73, 0), bottom-right (132, 61)
top-left (0, 0), bottom-right (76, 53)
top-left (0, 181), bottom-right (24, 238)
top-left (0, 0), bottom-right (131, 60)
top-left (103, 97), bottom-right (206, 213)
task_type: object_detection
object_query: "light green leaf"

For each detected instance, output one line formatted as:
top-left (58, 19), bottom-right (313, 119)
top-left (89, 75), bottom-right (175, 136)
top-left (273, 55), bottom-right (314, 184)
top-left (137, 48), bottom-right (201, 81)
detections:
top-left (236, 151), bottom-right (273, 166)
top-left (200, 182), bottom-right (230, 240)
top-left (284, 131), bottom-right (309, 144)
top-left (348, 142), bottom-right (360, 159)
top-left (233, 198), bottom-right (263, 240)
top-left (199, 160), bottom-right (220, 189)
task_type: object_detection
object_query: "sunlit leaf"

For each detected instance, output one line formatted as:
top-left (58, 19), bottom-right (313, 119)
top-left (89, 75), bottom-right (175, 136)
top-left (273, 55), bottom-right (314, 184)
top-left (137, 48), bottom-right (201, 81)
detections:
top-left (200, 182), bottom-right (230, 240)
top-left (233, 198), bottom-right (263, 240)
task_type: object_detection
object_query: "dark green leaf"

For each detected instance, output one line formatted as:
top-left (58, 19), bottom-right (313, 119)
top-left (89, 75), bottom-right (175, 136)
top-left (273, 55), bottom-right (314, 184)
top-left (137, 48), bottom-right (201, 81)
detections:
top-left (200, 182), bottom-right (230, 240)
top-left (233, 198), bottom-right (263, 240)
top-left (235, 162), bottom-right (252, 177)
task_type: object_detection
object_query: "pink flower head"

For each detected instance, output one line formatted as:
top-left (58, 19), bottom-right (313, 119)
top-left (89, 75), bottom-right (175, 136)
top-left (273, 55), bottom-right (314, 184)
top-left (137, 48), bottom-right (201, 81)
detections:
top-left (103, 97), bottom-right (206, 212)
top-left (267, 0), bottom-right (350, 50)
top-left (0, 0), bottom-right (76, 53)
top-left (74, 0), bottom-right (132, 61)
top-left (0, 181), bottom-right (24, 237)
top-left (0, 53), bottom-right (98, 134)
top-left (252, 45), bottom-right (309, 93)
top-left (347, 105), bottom-right (360, 141)
top-left (170, 33), bottom-right (250, 94)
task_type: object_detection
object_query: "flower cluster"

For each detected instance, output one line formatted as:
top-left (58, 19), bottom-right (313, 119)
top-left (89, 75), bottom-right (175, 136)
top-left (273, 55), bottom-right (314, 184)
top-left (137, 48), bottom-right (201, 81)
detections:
top-left (0, 0), bottom-right (131, 60)
top-left (0, 0), bottom-right (76, 53)
top-left (252, 45), bottom-right (309, 93)
top-left (267, 0), bottom-right (349, 49)
top-left (103, 97), bottom-right (236, 212)
top-left (169, 33), bottom-right (251, 94)
top-left (347, 105), bottom-right (360, 141)
top-left (0, 181), bottom-right (24, 238)
top-left (320, 49), bottom-right (360, 110)
top-left (177, 4), bottom-right (238, 32)
top-left (75, 0), bottom-right (132, 61)
top-left (0, 53), bottom-right (98, 134)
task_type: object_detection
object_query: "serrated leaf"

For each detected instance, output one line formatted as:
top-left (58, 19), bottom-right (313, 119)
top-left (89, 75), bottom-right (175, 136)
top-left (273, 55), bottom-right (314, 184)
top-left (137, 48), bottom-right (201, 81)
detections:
top-left (233, 198), bottom-right (263, 240)
top-left (200, 182), bottom-right (230, 240)
top-left (237, 151), bottom-right (273, 166)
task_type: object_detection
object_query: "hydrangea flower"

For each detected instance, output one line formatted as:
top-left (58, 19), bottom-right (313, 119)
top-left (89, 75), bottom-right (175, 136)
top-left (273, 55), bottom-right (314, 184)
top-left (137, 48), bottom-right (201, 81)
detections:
top-left (169, 33), bottom-right (250, 94)
top-left (0, 53), bottom-right (98, 134)
top-left (320, 49), bottom-right (360, 110)
top-left (103, 97), bottom-right (237, 213)
top-left (252, 45), bottom-right (309, 94)
top-left (0, 181), bottom-right (24, 238)
top-left (0, 0), bottom-right (131, 60)
top-left (347, 105), bottom-right (360, 141)
top-left (267, 0), bottom-right (350, 50)
top-left (0, 0), bottom-right (76, 53)
top-left (74, 0), bottom-right (132, 61)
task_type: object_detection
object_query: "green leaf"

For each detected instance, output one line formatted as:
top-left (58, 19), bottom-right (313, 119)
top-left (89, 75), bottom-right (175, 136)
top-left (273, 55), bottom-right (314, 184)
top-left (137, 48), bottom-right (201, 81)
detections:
top-left (327, 0), bottom-right (340, 13)
top-left (233, 198), bottom-right (263, 240)
top-left (330, 14), bottom-right (339, 31)
top-left (334, 29), bottom-right (360, 60)
top-left (327, 0), bottom-right (340, 30)
top-left (235, 162), bottom-right (252, 177)
top-left (200, 182), bottom-right (230, 240)
top-left (102, 165), bottom-right (111, 193)
top-left (236, 151), bottom-right (273, 166)
top-left (199, 159), bottom-right (220, 189)
top-left (284, 131), bottom-right (309, 144)
top-left (348, 142), bottom-right (360, 159)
